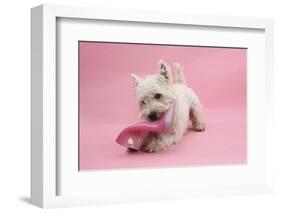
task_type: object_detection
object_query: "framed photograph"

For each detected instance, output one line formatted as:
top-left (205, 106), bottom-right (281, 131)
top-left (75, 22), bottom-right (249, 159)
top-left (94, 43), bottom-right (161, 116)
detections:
top-left (31, 4), bottom-right (274, 208)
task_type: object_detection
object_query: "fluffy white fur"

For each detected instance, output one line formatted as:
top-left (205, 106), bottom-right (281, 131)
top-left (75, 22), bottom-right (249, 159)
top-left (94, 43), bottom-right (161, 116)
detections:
top-left (131, 60), bottom-right (205, 153)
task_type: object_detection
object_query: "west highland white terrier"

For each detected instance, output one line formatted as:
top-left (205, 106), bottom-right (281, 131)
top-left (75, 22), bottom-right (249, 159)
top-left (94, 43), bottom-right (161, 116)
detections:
top-left (131, 60), bottom-right (205, 153)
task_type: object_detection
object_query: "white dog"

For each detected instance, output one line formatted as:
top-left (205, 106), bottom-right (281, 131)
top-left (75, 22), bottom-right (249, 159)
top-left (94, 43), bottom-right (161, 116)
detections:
top-left (131, 60), bottom-right (205, 153)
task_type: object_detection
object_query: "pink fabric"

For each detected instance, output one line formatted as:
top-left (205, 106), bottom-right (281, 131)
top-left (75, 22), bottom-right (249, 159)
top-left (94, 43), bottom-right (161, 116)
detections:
top-left (79, 42), bottom-right (247, 170)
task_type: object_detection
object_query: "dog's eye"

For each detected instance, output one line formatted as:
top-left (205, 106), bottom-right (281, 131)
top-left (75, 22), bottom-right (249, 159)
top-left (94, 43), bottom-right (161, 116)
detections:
top-left (154, 93), bottom-right (162, 99)
top-left (140, 100), bottom-right (146, 105)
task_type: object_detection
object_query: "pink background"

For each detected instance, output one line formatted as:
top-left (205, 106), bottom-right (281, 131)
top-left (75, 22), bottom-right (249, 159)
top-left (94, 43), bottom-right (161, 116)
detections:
top-left (79, 42), bottom-right (247, 170)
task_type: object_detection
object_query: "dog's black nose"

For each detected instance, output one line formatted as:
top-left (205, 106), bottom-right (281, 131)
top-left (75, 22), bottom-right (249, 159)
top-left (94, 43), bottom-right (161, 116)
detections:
top-left (148, 111), bottom-right (157, 121)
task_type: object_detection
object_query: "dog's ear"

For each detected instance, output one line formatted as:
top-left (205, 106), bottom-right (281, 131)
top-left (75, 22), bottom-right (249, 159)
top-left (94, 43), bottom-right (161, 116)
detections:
top-left (158, 59), bottom-right (173, 83)
top-left (131, 73), bottom-right (142, 87)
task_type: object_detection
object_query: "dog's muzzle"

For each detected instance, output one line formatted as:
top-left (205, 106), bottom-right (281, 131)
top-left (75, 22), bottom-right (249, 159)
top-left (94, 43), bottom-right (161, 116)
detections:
top-left (148, 111), bottom-right (158, 121)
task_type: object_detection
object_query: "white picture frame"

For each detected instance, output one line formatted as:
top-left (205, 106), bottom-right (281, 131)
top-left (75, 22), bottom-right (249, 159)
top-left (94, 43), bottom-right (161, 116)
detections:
top-left (31, 4), bottom-right (274, 208)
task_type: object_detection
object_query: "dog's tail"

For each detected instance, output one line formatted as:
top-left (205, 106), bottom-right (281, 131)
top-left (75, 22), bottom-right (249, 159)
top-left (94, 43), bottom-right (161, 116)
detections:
top-left (173, 63), bottom-right (186, 84)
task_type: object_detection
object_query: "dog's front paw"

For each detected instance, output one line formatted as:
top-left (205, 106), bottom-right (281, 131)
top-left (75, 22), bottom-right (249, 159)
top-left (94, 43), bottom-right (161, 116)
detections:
top-left (143, 139), bottom-right (165, 153)
top-left (193, 122), bottom-right (205, 132)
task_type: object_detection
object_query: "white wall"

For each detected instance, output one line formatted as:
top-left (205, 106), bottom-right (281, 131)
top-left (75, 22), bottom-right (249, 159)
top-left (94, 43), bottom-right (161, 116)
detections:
top-left (0, 0), bottom-right (280, 212)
